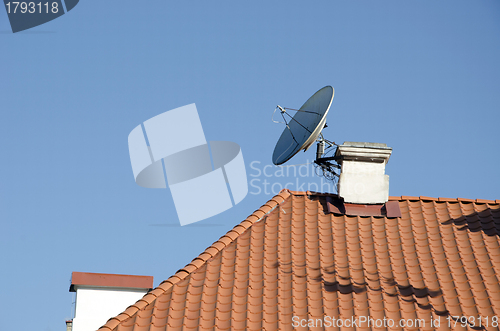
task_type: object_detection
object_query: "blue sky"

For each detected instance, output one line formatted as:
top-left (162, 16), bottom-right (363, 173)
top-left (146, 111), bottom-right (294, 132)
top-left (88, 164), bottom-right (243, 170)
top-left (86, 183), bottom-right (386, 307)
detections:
top-left (1, 1), bottom-right (499, 330)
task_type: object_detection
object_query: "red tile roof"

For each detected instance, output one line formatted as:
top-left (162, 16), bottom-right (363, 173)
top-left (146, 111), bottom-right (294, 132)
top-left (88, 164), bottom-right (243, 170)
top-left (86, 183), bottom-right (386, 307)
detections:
top-left (70, 272), bottom-right (153, 292)
top-left (98, 190), bottom-right (500, 330)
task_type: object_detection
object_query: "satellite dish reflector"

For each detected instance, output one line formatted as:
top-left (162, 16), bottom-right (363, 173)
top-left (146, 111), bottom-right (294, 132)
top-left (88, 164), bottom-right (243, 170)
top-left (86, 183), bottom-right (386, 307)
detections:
top-left (272, 86), bottom-right (334, 165)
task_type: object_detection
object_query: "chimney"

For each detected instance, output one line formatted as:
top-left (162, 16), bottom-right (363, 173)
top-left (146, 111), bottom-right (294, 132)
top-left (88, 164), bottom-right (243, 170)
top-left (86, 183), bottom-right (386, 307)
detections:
top-left (335, 142), bottom-right (392, 204)
top-left (69, 272), bottom-right (153, 331)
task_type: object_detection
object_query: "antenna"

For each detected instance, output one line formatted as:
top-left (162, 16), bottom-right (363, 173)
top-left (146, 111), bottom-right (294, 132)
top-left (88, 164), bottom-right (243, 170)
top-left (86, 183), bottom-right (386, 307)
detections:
top-left (272, 85), bottom-right (340, 180)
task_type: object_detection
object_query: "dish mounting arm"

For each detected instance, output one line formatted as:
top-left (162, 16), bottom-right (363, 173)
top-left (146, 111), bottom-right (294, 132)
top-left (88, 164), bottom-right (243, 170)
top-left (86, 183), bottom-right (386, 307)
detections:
top-left (314, 136), bottom-right (340, 179)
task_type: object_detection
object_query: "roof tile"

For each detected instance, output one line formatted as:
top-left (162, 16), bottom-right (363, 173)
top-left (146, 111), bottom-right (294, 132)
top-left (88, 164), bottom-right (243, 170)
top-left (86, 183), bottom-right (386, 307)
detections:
top-left (231, 224), bottom-right (247, 235)
top-left (457, 197), bottom-right (475, 203)
top-left (101, 318), bottom-right (120, 330)
top-left (156, 281), bottom-right (173, 291)
top-left (210, 241), bottom-right (226, 251)
top-left (419, 196), bottom-right (438, 201)
top-left (401, 195), bottom-right (420, 200)
top-left (197, 252), bottom-right (212, 261)
top-left (70, 272), bottom-right (153, 291)
top-left (438, 197), bottom-right (458, 202)
top-left (203, 247), bottom-right (219, 257)
top-left (139, 293), bottom-right (157, 303)
top-left (181, 264), bottom-right (197, 274)
top-left (224, 230), bottom-right (240, 241)
top-left (100, 191), bottom-right (500, 331)
top-left (475, 198), bottom-right (496, 204)
top-left (122, 307), bottom-right (139, 317)
top-left (148, 288), bottom-right (164, 298)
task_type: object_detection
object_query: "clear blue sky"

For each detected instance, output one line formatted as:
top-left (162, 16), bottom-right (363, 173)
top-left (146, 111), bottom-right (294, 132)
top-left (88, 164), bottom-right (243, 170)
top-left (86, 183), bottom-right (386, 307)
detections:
top-left (1, 1), bottom-right (499, 330)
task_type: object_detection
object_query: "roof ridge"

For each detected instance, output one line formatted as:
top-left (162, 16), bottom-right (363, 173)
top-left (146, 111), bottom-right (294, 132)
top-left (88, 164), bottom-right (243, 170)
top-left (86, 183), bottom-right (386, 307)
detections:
top-left (388, 195), bottom-right (499, 204)
top-left (288, 191), bottom-right (499, 204)
top-left (98, 189), bottom-right (293, 331)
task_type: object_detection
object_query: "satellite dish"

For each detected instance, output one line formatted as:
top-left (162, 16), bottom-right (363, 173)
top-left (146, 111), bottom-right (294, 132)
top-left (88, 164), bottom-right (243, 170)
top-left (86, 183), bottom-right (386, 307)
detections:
top-left (272, 86), bottom-right (334, 165)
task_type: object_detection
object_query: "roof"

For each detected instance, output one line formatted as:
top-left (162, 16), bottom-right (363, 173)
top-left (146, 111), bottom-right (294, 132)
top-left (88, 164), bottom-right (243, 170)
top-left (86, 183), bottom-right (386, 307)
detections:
top-left (70, 272), bottom-right (153, 292)
top-left (99, 190), bottom-right (500, 330)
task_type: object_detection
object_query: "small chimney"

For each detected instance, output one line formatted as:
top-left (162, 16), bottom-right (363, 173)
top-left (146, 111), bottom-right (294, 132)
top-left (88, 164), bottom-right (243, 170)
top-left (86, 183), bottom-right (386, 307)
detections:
top-left (69, 272), bottom-right (153, 331)
top-left (335, 142), bottom-right (392, 204)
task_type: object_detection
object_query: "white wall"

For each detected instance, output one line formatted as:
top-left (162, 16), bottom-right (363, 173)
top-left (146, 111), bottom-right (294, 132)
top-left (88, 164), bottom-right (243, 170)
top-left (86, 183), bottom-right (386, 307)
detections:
top-left (338, 160), bottom-right (390, 204)
top-left (72, 287), bottom-right (148, 331)
top-left (336, 142), bottom-right (392, 204)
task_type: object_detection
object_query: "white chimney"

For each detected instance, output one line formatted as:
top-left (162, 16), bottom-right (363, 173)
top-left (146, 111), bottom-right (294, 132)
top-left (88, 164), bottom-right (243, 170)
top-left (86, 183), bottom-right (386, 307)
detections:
top-left (69, 272), bottom-right (153, 331)
top-left (335, 142), bottom-right (392, 204)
